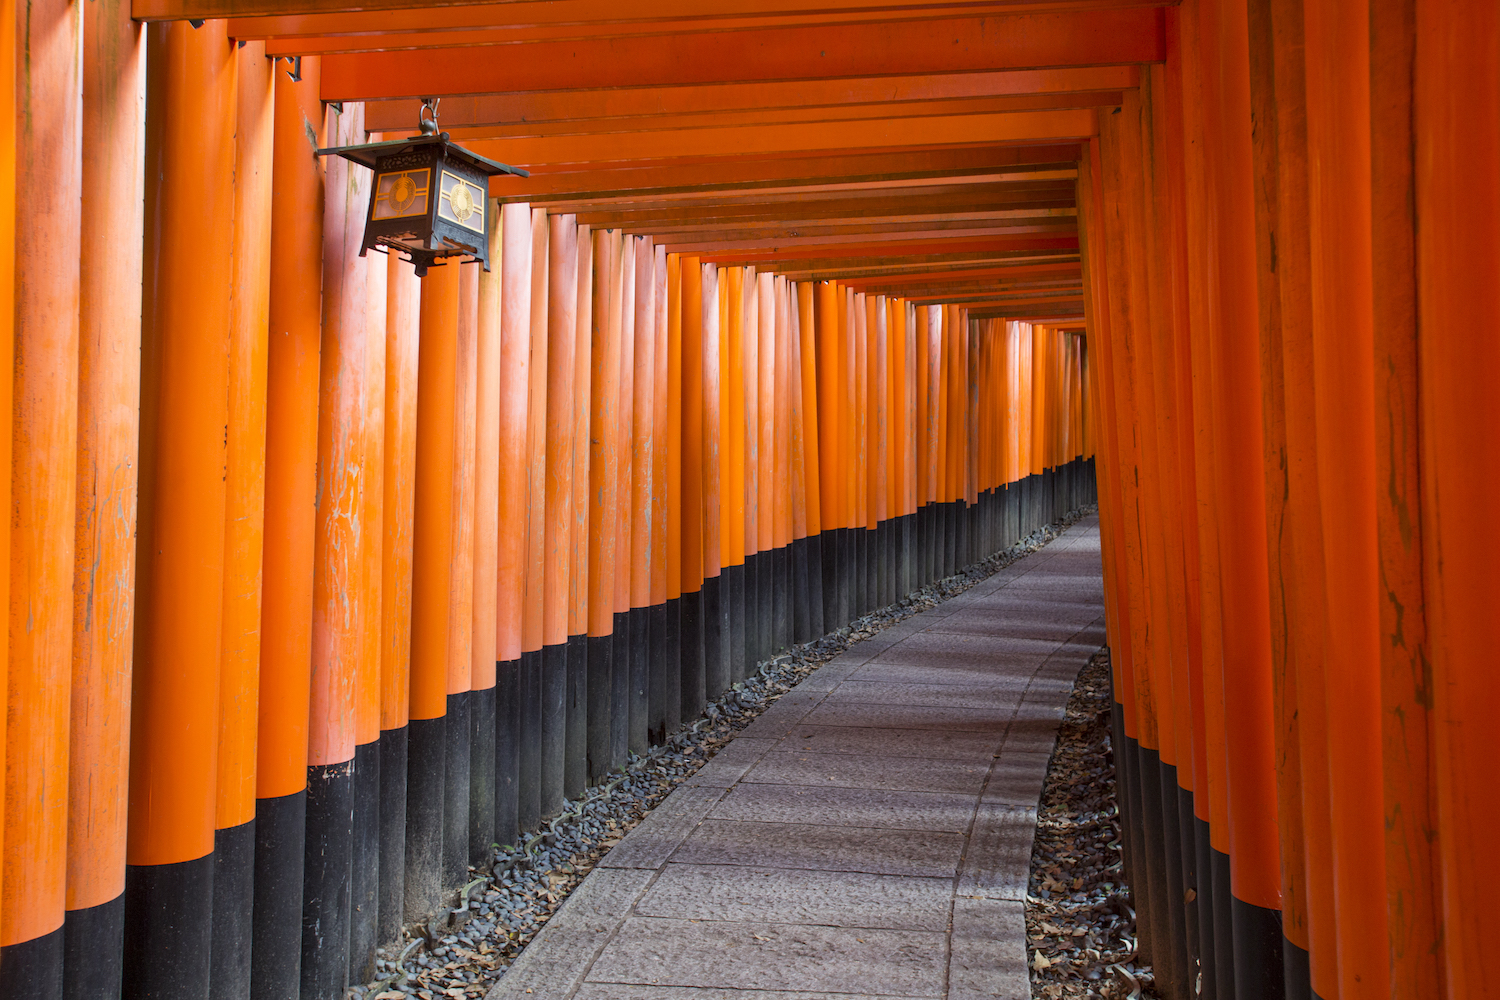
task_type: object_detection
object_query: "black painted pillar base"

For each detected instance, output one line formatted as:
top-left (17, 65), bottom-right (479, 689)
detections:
top-left (404, 715), bottom-right (446, 923)
top-left (348, 742), bottom-right (381, 985)
top-left (723, 563), bottom-right (746, 686)
top-left (819, 530), bottom-right (839, 630)
top-left (123, 854), bottom-right (213, 1000)
top-left (1195, 815), bottom-right (1217, 1000)
top-left (210, 819), bottom-right (254, 999)
top-left (251, 789), bottom-right (305, 1000)
top-left (648, 602), bottom-right (669, 746)
top-left (586, 632), bottom-right (614, 784)
top-left (469, 685), bottom-right (498, 867)
top-left (1157, 762), bottom-right (1188, 1000)
top-left (771, 546), bottom-right (790, 653)
top-left (378, 726), bottom-right (409, 946)
top-left (62, 893), bottom-right (123, 1000)
top-left (1232, 897), bottom-right (1285, 1000)
top-left (609, 615), bottom-right (630, 769)
top-left (701, 576), bottom-right (727, 702)
top-left (443, 691), bottom-right (472, 888)
top-left (755, 550), bottom-right (774, 665)
top-left (539, 643), bottom-right (566, 817)
top-left (805, 533), bottom-right (825, 638)
top-left (301, 758), bottom-right (354, 1000)
top-left (680, 588), bottom-right (705, 722)
top-left (1283, 936), bottom-right (1312, 1000)
top-left (495, 661), bottom-right (520, 850)
top-left (518, 649), bottom-right (541, 832)
top-left (662, 597), bottom-right (682, 737)
top-left (1212, 848), bottom-right (1237, 1000)
top-left (564, 634), bottom-right (588, 801)
top-left (790, 538), bottom-right (810, 644)
top-left (628, 606), bottom-right (650, 757)
top-left (742, 552), bottom-right (759, 671)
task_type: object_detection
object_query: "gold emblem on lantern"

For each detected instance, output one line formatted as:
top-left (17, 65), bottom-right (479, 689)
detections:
top-left (439, 171), bottom-right (486, 234)
top-left (372, 168), bottom-right (430, 220)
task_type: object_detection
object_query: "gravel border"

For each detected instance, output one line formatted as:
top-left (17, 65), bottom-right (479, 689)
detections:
top-left (1026, 648), bottom-right (1159, 1000)
top-left (354, 505), bottom-right (1098, 1000)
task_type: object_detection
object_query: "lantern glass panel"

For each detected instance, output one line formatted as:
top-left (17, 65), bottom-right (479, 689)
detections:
top-left (437, 170), bottom-right (485, 235)
top-left (372, 168), bottom-right (431, 221)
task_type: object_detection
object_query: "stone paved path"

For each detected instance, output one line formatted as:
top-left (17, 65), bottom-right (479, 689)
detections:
top-left (488, 516), bottom-right (1105, 1000)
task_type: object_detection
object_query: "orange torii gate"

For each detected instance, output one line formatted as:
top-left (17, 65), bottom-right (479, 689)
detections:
top-left (0, 2), bottom-right (1492, 1000)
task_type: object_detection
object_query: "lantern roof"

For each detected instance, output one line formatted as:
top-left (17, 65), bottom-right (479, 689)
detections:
top-left (317, 131), bottom-right (528, 179)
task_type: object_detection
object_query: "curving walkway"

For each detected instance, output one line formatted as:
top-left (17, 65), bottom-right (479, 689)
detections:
top-left (488, 517), bottom-right (1106, 1000)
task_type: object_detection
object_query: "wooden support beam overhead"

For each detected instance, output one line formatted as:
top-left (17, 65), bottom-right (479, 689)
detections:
top-left (566, 194), bottom-right (1076, 230)
top-left (318, 9), bottom-right (1166, 101)
top-left (770, 251), bottom-right (1080, 279)
top-left (696, 233), bottom-right (1079, 264)
top-left (460, 110), bottom-right (1099, 168)
top-left (361, 68), bottom-right (1136, 132)
top-left (437, 93), bottom-right (1124, 143)
top-left (659, 222), bottom-right (1075, 253)
top-left (488, 146), bottom-right (1082, 200)
top-left (618, 208), bottom-right (1077, 238)
top-left (842, 261), bottom-right (1083, 288)
top-left (220, 0), bottom-right (1163, 42)
top-left (525, 176), bottom-right (1077, 217)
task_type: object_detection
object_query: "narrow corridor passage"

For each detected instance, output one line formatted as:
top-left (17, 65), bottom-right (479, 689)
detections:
top-left (490, 517), bottom-right (1105, 999)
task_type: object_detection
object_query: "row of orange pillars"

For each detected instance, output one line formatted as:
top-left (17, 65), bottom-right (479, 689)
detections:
top-left (1088, 1), bottom-right (1498, 1000)
top-left (0, 20), bottom-right (1094, 998)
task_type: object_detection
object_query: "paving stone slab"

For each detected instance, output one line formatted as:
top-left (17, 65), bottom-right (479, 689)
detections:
top-left (576, 987), bottom-right (941, 1000)
top-left (845, 660), bottom-right (1049, 688)
top-left (981, 752), bottom-right (1053, 807)
top-left (739, 690), bottom-right (829, 740)
top-left (684, 738), bottom-right (781, 788)
top-left (635, 863), bottom-right (954, 931)
top-left (947, 897), bottom-right (1031, 1000)
top-left (957, 803), bottom-right (1038, 901)
top-left (774, 724), bottom-right (1003, 761)
top-left (710, 783), bottom-right (977, 832)
top-left (673, 819), bottom-right (966, 877)
top-left (797, 700), bottom-right (1013, 735)
top-left (829, 679), bottom-right (1031, 710)
top-left (743, 750), bottom-right (990, 794)
top-left (486, 868), bottom-right (657, 998)
top-left (585, 917), bottom-right (948, 996)
top-left (790, 658), bottom-right (866, 692)
top-left (598, 785), bottom-right (725, 869)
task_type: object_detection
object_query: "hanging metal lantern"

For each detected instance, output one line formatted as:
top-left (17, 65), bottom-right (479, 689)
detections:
top-left (318, 100), bottom-right (527, 277)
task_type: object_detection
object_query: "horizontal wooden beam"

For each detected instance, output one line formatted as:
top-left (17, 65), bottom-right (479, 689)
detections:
top-left (319, 9), bottom-right (1166, 100)
top-left (695, 233), bottom-right (1079, 264)
top-left (435, 92), bottom-right (1122, 143)
top-left (658, 222), bottom-right (1073, 253)
top-left (768, 251), bottom-right (1080, 279)
top-left (842, 261), bottom-right (1081, 288)
top-left (212, 0), bottom-right (1158, 33)
top-left (528, 175), bottom-right (1075, 218)
top-left (460, 109), bottom-right (1097, 167)
top-left (615, 207), bottom-right (1076, 237)
top-left (571, 194), bottom-right (1075, 229)
top-left (362, 67), bottom-right (1136, 132)
top-left (486, 146), bottom-right (1081, 200)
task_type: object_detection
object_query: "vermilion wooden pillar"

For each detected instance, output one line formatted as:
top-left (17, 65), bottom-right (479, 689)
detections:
top-left (253, 52), bottom-right (322, 1000)
top-left (124, 20), bottom-right (233, 1000)
top-left (1416, 2), bottom-right (1500, 997)
top-left (379, 252), bottom-right (420, 942)
top-left (65, 0), bottom-right (142, 994)
top-left (585, 229), bottom-right (623, 779)
top-left (541, 214), bottom-right (578, 813)
top-left (210, 40), bottom-right (273, 999)
top-left (497, 202), bottom-right (533, 844)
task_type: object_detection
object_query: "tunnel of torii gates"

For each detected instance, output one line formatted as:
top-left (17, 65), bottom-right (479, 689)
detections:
top-left (0, 0), bottom-right (1493, 999)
